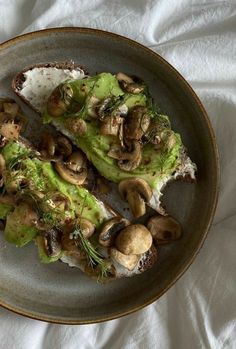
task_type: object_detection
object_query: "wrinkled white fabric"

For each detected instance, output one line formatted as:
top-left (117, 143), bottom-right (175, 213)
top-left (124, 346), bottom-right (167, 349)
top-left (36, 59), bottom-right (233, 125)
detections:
top-left (0, 1), bottom-right (236, 348)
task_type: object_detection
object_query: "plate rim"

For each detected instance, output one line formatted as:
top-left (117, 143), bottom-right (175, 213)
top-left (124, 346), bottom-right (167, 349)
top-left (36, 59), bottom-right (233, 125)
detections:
top-left (0, 27), bottom-right (220, 324)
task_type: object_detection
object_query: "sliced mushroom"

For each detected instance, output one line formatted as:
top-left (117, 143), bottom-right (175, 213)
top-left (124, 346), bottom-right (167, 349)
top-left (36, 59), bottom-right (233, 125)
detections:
top-left (119, 178), bottom-right (152, 218)
top-left (115, 224), bottom-right (152, 255)
top-left (108, 141), bottom-right (142, 171)
top-left (65, 118), bottom-right (87, 135)
top-left (124, 106), bottom-right (150, 140)
top-left (42, 193), bottom-right (70, 213)
top-left (99, 217), bottom-right (130, 247)
top-left (100, 115), bottom-right (123, 136)
top-left (147, 215), bottom-right (182, 245)
top-left (40, 134), bottom-right (72, 159)
top-left (47, 83), bottom-right (75, 117)
top-left (0, 113), bottom-right (21, 140)
top-left (77, 218), bottom-right (95, 238)
top-left (43, 228), bottom-right (62, 258)
top-left (116, 72), bottom-right (145, 94)
top-left (110, 247), bottom-right (139, 270)
top-left (55, 151), bottom-right (87, 185)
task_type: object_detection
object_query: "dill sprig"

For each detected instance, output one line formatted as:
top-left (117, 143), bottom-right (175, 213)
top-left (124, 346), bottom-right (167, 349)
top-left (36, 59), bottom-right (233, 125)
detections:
top-left (73, 226), bottom-right (109, 278)
top-left (72, 193), bottom-right (109, 278)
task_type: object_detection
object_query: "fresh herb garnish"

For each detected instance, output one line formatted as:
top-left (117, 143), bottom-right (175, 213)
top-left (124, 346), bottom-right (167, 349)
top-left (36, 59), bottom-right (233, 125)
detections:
top-left (72, 226), bottom-right (109, 278)
top-left (72, 193), bottom-right (109, 278)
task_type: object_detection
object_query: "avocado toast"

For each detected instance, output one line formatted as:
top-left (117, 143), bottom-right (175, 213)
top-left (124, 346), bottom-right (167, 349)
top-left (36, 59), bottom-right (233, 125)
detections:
top-left (0, 98), bottom-right (159, 280)
top-left (12, 63), bottom-right (196, 215)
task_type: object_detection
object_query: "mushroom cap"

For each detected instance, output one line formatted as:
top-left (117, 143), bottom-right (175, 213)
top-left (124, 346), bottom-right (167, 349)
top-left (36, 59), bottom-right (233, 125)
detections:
top-left (147, 215), bottom-right (182, 244)
top-left (119, 178), bottom-right (152, 203)
top-left (110, 247), bottom-right (139, 270)
top-left (99, 217), bottom-right (130, 247)
top-left (115, 224), bottom-right (153, 255)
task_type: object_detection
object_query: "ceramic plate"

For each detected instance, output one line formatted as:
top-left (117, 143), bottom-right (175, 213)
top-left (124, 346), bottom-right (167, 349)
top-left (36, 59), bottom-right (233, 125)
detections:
top-left (0, 28), bottom-right (219, 324)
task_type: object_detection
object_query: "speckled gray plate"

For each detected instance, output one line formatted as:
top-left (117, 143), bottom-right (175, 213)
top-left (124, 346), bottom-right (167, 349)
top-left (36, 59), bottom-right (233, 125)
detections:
top-left (0, 28), bottom-right (219, 324)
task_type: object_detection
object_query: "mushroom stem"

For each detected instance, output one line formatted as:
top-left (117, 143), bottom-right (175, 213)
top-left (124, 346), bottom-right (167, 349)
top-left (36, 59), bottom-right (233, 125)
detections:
top-left (126, 191), bottom-right (146, 218)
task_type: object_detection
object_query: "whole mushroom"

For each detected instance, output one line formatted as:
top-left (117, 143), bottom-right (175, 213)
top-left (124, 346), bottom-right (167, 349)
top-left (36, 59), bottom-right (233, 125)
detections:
top-left (115, 224), bottom-right (152, 255)
top-left (55, 150), bottom-right (87, 185)
top-left (147, 215), bottom-right (182, 245)
top-left (118, 178), bottom-right (152, 218)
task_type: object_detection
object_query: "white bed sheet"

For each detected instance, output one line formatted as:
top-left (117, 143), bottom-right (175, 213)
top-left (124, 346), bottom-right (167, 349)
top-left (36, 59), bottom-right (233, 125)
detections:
top-left (0, 1), bottom-right (235, 348)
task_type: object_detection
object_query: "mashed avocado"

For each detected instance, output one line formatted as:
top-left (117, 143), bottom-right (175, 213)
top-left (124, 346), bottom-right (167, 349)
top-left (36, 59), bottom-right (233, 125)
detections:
top-left (0, 202), bottom-right (13, 219)
top-left (43, 72), bottom-right (183, 189)
top-left (0, 141), bottom-right (107, 249)
top-left (4, 203), bottom-right (39, 247)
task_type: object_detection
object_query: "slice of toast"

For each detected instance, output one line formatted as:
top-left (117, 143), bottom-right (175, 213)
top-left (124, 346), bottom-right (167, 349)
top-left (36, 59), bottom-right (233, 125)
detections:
top-left (0, 101), bottom-right (157, 280)
top-left (12, 62), bottom-right (196, 216)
